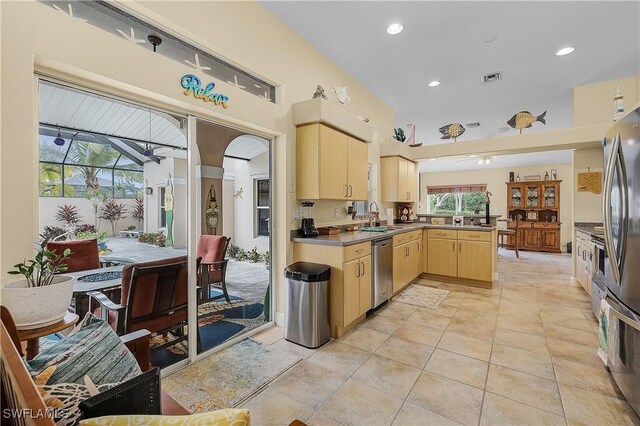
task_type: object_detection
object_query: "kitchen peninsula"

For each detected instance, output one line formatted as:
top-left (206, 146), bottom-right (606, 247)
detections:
top-left (292, 223), bottom-right (496, 337)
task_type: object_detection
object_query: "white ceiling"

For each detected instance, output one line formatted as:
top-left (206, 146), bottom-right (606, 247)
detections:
top-left (225, 135), bottom-right (269, 160)
top-left (418, 150), bottom-right (573, 173)
top-left (262, 1), bottom-right (640, 144)
top-left (39, 81), bottom-right (187, 149)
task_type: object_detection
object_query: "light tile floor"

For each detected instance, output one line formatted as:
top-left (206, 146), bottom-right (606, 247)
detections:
top-left (249, 251), bottom-right (640, 426)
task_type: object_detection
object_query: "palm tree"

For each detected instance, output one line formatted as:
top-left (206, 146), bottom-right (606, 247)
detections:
top-left (68, 141), bottom-right (117, 192)
top-left (39, 163), bottom-right (74, 196)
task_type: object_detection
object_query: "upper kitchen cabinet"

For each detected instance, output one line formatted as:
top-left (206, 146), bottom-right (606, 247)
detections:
top-left (296, 123), bottom-right (368, 200)
top-left (380, 156), bottom-right (418, 202)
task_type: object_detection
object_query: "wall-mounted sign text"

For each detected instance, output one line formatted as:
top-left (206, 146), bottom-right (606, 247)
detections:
top-left (181, 74), bottom-right (229, 108)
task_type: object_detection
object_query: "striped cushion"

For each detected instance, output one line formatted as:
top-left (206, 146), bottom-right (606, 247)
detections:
top-left (26, 314), bottom-right (142, 425)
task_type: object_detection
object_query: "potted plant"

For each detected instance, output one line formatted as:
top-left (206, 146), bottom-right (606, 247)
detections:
top-left (2, 238), bottom-right (74, 330)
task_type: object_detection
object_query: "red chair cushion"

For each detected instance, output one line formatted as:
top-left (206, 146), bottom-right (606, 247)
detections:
top-left (196, 235), bottom-right (228, 265)
top-left (47, 239), bottom-right (100, 273)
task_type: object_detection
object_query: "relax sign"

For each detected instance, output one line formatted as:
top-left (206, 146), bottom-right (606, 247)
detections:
top-left (180, 74), bottom-right (229, 108)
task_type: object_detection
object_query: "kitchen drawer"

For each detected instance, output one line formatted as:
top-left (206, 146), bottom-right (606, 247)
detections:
top-left (457, 230), bottom-right (491, 242)
top-left (344, 241), bottom-right (371, 262)
top-left (407, 230), bottom-right (423, 241)
top-left (427, 229), bottom-right (457, 240)
top-left (393, 232), bottom-right (411, 246)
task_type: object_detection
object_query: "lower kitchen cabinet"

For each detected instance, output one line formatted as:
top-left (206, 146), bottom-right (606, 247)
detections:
top-left (358, 255), bottom-right (372, 315)
top-left (457, 240), bottom-right (492, 281)
top-left (427, 237), bottom-right (457, 277)
top-left (392, 232), bottom-right (422, 293)
top-left (426, 229), bottom-right (494, 286)
top-left (293, 241), bottom-right (372, 337)
top-left (343, 259), bottom-right (362, 325)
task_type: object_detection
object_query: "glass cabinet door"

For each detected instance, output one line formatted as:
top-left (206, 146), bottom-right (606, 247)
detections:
top-left (509, 185), bottom-right (523, 208)
top-left (526, 185), bottom-right (539, 208)
top-left (543, 184), bottom-right (557, 208)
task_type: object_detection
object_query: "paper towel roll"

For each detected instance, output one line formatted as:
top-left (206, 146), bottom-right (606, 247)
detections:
top-left (386, 208), bottom-right (394, 226)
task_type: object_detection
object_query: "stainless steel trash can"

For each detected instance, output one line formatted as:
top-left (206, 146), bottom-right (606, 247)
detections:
top-left (284, 262), bottom-right (331, 348)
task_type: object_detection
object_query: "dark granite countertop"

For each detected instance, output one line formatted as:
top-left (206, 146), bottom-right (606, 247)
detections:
top-left (292, 223), bottom-right (495, 247)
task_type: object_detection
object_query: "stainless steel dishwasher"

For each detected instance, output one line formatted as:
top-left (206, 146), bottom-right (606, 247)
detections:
top-left (372, 238), bottom-right (393, 308)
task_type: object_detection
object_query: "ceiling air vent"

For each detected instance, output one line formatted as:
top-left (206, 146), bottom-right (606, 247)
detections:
top-left (481, 72), bottom-right (502, 83)
top-left (465, 122), bottom-right (481, 128)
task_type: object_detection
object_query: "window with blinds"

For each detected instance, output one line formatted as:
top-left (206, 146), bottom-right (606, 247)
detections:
top-left (426, 184), bottom-right (487, 215)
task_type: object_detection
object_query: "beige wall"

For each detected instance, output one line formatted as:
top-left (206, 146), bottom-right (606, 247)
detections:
top-left (573, 74), bottom-right (640, 127)
top-left (223, 152), bottom-right (270, 253)
top-left (0, 1), bottom-right (395, 320)
top-left (420, 163), bottom-right (573, 251)
top-left (572, 148), bottom-right (604, 224)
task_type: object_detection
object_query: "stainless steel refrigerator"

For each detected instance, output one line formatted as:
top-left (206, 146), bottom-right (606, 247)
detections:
top-left (603, 106), bottom-right (640, 417)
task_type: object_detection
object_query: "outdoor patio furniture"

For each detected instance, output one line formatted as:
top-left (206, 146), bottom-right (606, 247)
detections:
top-left (47, 238), bottom-right (100, 272)
top-left (196, 235), bottom-right (231, 303)
top-left (89, 256), bottom-right (192, 352)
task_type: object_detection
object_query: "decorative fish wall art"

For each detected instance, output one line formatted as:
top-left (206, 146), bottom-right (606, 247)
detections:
top-left (507, 111), bottom-right (546, 134)
top-left (438, 123), bottom-right (465, 142)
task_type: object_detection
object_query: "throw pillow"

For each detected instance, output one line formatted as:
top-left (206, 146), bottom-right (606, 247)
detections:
top-left (78, 409), bottom-right (251, 426)
top-left (26, 313), bottom-right (142, 425)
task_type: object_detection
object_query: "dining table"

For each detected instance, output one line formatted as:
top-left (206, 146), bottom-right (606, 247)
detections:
top-left (68, 264), bottom-right (126, 318)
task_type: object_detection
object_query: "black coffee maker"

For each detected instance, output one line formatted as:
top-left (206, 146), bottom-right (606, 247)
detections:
top-left (298, 201), bottom-right (319, 238)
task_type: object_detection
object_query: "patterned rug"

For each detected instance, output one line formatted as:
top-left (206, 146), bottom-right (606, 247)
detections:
top-left (162, 338), bottom-right (299, 412)
top-left (393, 285), bottom-right (449, 309)
top-left (150, 295), bottom-right (266, 368)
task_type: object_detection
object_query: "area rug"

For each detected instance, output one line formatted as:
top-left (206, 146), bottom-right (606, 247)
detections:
top-left (150, 295), bottom-right (266, 368)
top-left (393, 285), bottom-right (449, 309)
top-left (161, 338), bottom-right (300, 412)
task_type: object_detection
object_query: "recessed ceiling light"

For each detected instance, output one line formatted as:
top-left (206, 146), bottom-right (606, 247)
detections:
top-left (555, 47), bottom-right (575, 56)
top-left (467, 154), bottom-right (478, 158)
top-left (386, 23), bottom-right (403, 35)
top-left (427, 81), bottom-right (440, 87)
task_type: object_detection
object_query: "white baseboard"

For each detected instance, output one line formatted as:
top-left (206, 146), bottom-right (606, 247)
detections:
top-left (570, 276), bottom-right (579, 286)
top-left (274, 312), bottom-right (285, 327)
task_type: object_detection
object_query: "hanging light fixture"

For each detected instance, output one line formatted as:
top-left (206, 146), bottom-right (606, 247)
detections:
top-left (144, 110), bottom-right (153, 157)
top-left (53, 129), bottom-right (65, 146)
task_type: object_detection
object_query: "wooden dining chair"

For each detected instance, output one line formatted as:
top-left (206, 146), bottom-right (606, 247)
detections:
top-left (196, 235), bottom-right (231, 303)
top-left (47, 238), bottom-right (100, 272)
top-left (497, 220), bottom-right (519, 259)
top-left (89, 256), bottom-right (191, 352)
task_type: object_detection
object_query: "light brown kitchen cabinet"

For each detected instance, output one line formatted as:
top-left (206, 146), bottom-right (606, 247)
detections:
top-left (380, 156), bottom-right (418, 202)
top-left (457, 240), bottom-right (492, 281)
top-left (293, 241), bottom-right (372, 337)
top-left (426, 229), bottom-right (494, 285)
top-left (343, 259), bottom-right (362, 325)
top-left (392, 231), bottom-right (422, 293)
top-left (427, 237), bottom-right (458, 277)
top-left (358, 255), bottom-right (372, 315)
top-left (296, 123), bottom-right (368, 200)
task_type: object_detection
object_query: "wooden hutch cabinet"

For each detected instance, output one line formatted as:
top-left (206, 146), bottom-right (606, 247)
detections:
top-left (506, 180), bottom-right (562, 253)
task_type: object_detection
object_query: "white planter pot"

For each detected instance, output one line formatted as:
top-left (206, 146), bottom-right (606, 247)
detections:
top-left (1, 276), bottom-right (75, 330)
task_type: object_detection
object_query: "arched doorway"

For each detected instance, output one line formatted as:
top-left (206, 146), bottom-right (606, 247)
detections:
top-left (195, 120), bottom-right (272, 355)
